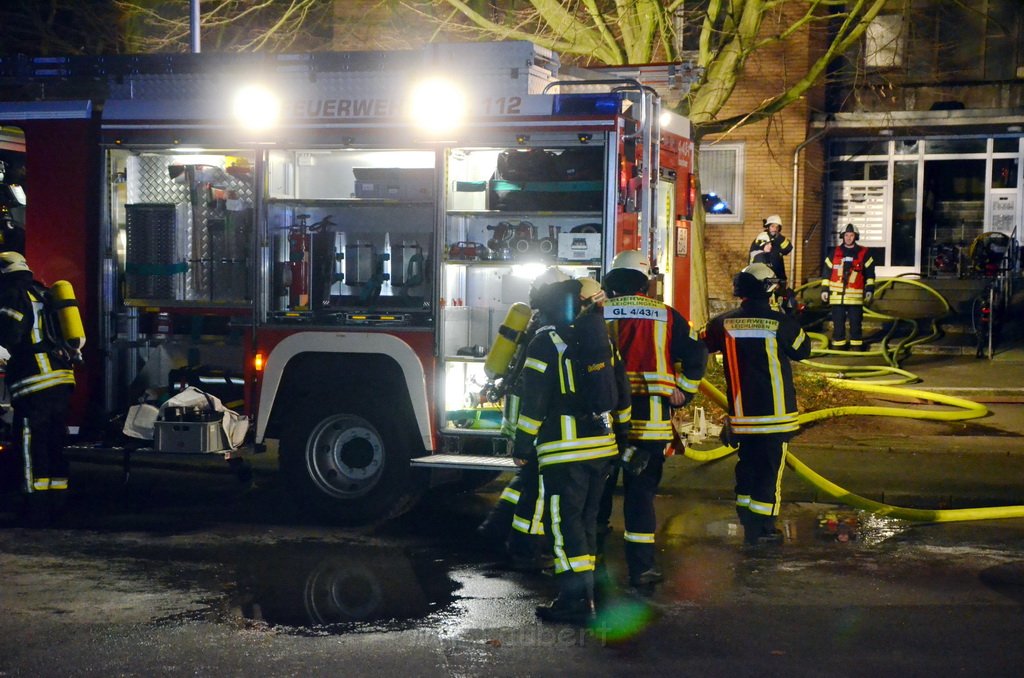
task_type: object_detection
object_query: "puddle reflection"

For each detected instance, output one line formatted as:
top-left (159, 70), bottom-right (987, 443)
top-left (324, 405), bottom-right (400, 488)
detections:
top-left (184, 543), bottom-right (461, 635)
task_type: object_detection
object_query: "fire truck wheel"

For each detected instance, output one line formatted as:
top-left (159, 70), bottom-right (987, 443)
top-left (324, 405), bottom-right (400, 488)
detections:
top-left (281, 411), bottom-right (420, 524)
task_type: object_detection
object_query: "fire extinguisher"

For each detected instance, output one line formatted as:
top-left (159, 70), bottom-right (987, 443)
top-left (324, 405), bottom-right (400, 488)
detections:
top-left (287, 214), bottom-right (311, 309)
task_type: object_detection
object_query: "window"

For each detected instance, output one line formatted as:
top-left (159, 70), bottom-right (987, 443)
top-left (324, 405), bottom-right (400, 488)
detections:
top-left (865, 15), bottom-right (905, 69)
top-left (698, 142), bottom-right (744, 223)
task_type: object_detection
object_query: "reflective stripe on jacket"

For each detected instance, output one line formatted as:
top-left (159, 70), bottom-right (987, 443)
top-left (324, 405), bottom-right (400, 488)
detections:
top-left (513, 327), bottom-right (619, 468)
top-left (825, 244), bottom-right (875, 305)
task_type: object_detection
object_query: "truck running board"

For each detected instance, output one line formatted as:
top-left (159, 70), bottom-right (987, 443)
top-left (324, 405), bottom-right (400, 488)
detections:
top-left (410, 454), bottom-right (517, 471)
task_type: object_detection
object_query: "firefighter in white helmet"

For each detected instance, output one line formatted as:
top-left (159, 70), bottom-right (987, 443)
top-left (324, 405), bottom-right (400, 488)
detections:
top-left (0, 252), bottom-right (77, 526)
top-left (597, 250), bottom-right (707, 591)
top-left (749, 215), bottom-right (793, 286)
top-left (700, 263), bottom-right (811, 546)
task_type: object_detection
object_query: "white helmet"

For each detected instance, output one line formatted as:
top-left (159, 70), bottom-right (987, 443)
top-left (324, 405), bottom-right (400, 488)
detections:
top-left (578, 276), bottom-right (605, 305)
top-left (532, 266), bottom-right (570, 289)
top-left (603, 250), bottom-right (651, 297)
top-left (733, 262), bottom-right (779, 298)
top-left (0, 251), bottom-right (30, 275)
top-left (764, 215), bottom-right (782, 228)
top-left (608, 250), bottom-right (650, 277)
top-left (754, 232), bottom-right (771, 245)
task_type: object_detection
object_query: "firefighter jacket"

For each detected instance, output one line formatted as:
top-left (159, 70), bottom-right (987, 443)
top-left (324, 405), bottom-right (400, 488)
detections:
top-left (0, 273), bottom-right (75, 400)
top-left (825, 243), bottom-right (875, 305)
top-left (749, 233), bottom-right (793, 282)
top-left (700, 298), bottom-right (811, 436)
top-left (512, 323), bottom-right (628, 469)
top-left (604, 294), bottom-right (708, 442)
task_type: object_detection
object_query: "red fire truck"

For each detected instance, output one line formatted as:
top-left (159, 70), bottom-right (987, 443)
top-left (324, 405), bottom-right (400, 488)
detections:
top-left (0, 42), bottom-right (696, 523)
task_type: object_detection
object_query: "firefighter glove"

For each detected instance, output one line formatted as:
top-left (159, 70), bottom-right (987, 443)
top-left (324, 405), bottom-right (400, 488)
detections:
top-left (720, 422), bottom-right (738, 449)
top-left (820, 290), bottom-right (830, 304)
top-left (620, 445), bottom-right (650, 477)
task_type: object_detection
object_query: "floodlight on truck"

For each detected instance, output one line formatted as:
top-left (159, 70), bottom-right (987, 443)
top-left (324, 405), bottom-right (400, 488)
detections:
top-left (232, 84), bottom-right (281, 131)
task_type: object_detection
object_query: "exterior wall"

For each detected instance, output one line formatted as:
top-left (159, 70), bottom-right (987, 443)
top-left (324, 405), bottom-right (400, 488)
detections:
top-left (830, 0), bottom-right (1024, 115)
top-left (701, 7), bottom-right (827, 309)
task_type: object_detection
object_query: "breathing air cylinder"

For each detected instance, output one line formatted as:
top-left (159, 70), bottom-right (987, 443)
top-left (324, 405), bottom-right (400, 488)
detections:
top-left (484, 302), bottom-right (532, 380)
top-left (50, 280), bottom-right (86, 350)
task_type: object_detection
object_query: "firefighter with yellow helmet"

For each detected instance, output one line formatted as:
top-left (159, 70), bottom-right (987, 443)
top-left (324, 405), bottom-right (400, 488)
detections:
top-left (0, 251), bottom-right (82, 526)
top-left (598, 250), bottom-right (708, 591)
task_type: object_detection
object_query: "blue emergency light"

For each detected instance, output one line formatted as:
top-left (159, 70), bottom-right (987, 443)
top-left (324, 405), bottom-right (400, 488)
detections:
top-left (552, 93), bottom-right (621, 116)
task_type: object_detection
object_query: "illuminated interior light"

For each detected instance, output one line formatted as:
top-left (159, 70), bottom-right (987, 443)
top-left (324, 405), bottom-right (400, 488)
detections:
top-left (233, 84), bottom-right (281, 132)
top-left (511, 263), bottom-right (548, 280)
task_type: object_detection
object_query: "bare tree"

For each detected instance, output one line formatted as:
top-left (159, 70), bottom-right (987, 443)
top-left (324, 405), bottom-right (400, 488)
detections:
top-left (113, 0), bottom-right (336, 53)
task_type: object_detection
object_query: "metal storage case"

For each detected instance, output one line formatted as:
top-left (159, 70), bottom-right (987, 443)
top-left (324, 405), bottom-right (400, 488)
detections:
top-left (154, 420), bottom-right (227, 454)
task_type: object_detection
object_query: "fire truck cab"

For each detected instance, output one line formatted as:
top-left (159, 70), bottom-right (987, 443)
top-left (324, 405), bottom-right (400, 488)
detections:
top-left (0, 42), bottom-right (696, 524)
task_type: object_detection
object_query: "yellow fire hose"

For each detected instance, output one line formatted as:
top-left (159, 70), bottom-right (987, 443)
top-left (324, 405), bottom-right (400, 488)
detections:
top-left (684, 351), bottom-right (1024, 523)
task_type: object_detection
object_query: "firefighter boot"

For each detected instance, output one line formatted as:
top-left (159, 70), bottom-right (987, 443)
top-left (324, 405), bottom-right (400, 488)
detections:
top-left (476, 499), bottom-right (515, 551)
top-left (744, 513), bottom-right (784, 547)
top-left (506, 530), bottom-right (553, 572)
top-left (536, 572), bottom-right (595, 626)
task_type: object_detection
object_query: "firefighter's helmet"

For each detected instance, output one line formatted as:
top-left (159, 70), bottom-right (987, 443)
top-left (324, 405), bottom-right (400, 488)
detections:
top-left (764, 214), bottom-right (783, 229)
top-left (842, 223), bottom-right (860, 241)
top-left (754, 231), bottom-right (771, 245)
top-left (0, 251), bottom-right (30, 275)
top-left (529, 266), bottom-right (570, 309)
top-left (531, 279), bottom-right (582, 327)
top-left (603, 250), bottom-right (650, 297)
top-left (578, 277), bottom-right (605, 305)
top-left (733, 263), bottom-right (779, 299)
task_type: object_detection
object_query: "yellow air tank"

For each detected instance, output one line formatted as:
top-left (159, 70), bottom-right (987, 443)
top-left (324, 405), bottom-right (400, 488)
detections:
top-left (50, 280), bottom-right (86, 350)
top-left (484, 302), bottom-right (532, 379)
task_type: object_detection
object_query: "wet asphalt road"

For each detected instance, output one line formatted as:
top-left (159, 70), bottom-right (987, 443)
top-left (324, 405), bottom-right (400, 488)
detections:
top-left (2, 456), bottom-right (1024, 677)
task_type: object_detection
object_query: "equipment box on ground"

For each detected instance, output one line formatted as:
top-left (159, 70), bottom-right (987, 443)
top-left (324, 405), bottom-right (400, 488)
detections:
top-left (154, 420), bottom-right (227, 454)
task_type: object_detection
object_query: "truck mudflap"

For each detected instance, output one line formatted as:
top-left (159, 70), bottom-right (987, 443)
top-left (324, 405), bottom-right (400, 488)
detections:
top-left (410, 454), bottom-right (516, 472)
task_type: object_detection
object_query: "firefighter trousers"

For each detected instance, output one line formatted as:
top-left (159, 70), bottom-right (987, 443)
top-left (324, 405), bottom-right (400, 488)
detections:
top-left (478, 457), bottom-right (541, 546)
top-left (541, 457), bottom-right (612, 588)
top-left (14, 384), bottom-right (73, 495)
top-left (597, 440), bottom-right (665, 580)
top-left (830, 304), bottom-right (864, 348)
top-left (734, 433), bottom-right (789, 541)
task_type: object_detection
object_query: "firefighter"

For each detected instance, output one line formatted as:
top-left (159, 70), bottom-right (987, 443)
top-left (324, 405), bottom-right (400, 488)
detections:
top-left (0, 161), bottom-right (26, 255)
top-left (513, 276), bottom-right (622, 625)
top-left (597, 250), bottom-right (708, 590)
top-left (477, 267), bottom-right (569, 570)
top-left (822, 223), bottom-right (875, 350)
top-left (700, 263), bottom-right (811, 546)
top-left (479, 270), bottom-right (626, 576)
top-left (0, 252), bottom-right (77, 526)
top-left (748, 215), bottom-right (793, 285)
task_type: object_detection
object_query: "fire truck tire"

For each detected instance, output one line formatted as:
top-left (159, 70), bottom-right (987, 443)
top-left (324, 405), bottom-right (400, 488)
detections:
top-left (281, 411), bottom-right (421, 525)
